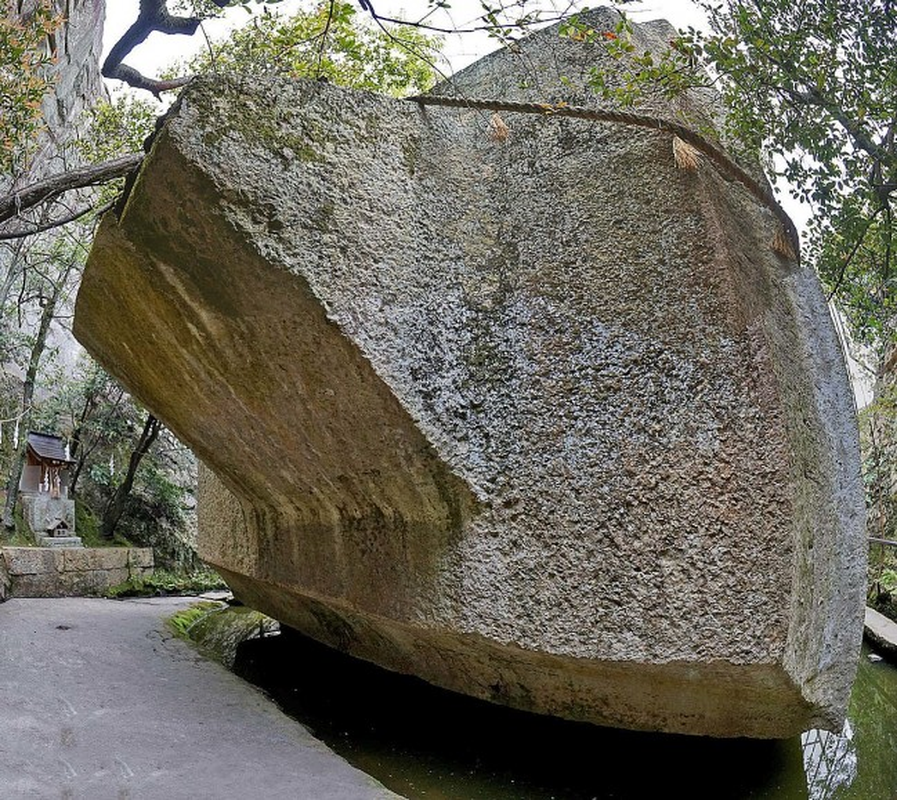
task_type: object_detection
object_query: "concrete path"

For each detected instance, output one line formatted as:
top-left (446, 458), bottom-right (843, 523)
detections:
top-left (0, 597), bottom-right (400, 799)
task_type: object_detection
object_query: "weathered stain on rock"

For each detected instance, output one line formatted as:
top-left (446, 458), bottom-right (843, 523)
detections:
top-left (74, 9), bottom-right (865, 738)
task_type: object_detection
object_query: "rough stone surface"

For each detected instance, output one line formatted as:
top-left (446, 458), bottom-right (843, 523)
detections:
top-left (1, 547), bottom-right (153, 598)
top-left (1, 1), bottom-right (107, 480)
top-left (74, 10), bottom-right (866, 737)
top-left (35, 535), bottom-right (83, 548)
top-left (21, 494), bottom-right (77, 536)
top-left (0, 556), bottom-right (9, 601)
top-left (2, 0), bottom-right (105, 188)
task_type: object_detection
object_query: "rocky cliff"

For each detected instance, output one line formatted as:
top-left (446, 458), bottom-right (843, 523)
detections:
top-left (4, 0), bottom-right (106, 183)
top-left (0, 0), bottom-right (106, 471)
top-left (74, 9), bottom-right (866, 737)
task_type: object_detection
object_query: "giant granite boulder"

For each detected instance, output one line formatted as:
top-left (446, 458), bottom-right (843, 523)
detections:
top-left (74, 9), bottom-right (866, 737)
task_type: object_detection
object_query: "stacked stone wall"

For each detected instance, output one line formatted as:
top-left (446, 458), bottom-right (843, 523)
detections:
top-left (0, 547), bottom-right (153, 599)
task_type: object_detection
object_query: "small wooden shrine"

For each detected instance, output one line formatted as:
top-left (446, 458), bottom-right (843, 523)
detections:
top-left (20, 431), bottom-right (74, 499)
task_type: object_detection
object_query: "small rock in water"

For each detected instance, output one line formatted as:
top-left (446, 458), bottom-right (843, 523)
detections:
top-left (200, 590), bottom-right (233, 601)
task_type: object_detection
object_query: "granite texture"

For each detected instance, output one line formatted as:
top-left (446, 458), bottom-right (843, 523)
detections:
top-left (74, 10), bottom-right (865, 737)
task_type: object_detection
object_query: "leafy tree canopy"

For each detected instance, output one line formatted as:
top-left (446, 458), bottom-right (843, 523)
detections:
top-left (179, 0), bottom-right (440, 96)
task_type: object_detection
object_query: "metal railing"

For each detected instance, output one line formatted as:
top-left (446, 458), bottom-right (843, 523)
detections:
top-left (869, 537), bottom-right (897, 547)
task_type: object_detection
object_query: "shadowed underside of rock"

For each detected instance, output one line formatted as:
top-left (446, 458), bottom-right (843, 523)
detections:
top-left (74, 10), bottom-right (865, 738)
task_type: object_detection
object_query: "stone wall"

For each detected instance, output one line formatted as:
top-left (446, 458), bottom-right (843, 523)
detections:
top-left (0, 547), bottom-right (153, 599)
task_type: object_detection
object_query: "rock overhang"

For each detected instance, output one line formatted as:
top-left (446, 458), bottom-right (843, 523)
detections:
top-left (74, 8), bottom-right (866, 738)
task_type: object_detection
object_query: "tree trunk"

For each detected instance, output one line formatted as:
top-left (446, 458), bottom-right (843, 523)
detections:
top-left (2, 273), bottom-right (67, 530)
top-left (67, 389), bottom-right (99, 498)
top-left (100, 413), bottom-right (160, 540)
top-left (0, 238), bottom-right (26, 310)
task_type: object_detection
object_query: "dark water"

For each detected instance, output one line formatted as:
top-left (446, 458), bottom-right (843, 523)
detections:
top-left (231, 631), bottom-right (897, 800)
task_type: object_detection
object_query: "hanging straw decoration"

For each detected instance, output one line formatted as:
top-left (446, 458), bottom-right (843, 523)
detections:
top-left (488, 112), bottom-right (511, 143)
top-left (407, 94), bottom-right (802, 263)
top-left (672, 135), bottom-right (699, 170)
top-left (772, 225), bottom-right (798, 260)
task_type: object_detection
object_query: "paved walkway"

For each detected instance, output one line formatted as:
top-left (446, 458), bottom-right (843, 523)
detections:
top-left (0, 597), bottom-right (400, 799)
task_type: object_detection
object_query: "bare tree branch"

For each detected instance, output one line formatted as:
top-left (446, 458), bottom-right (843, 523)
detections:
top-left (363, 9), bottom-right (572, 36)
top-left (0, 200), bottom-right (116, 241)
top-left (0, 154), bottom-right (143, 225)
top-left (102, 0), bottom-right (230, 96)
top-left (315, 0), bottom-right (337, 76)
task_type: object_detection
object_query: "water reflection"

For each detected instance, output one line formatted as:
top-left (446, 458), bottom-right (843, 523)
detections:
top-left (802, 723), bottom-right (856, 799)
top-left (232, 631), bottom-right (896, 799)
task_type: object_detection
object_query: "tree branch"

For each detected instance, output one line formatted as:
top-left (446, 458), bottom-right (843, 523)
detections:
top-left (102, 0), bottom-right (230, 97)
top-left (826, 206), bottom-right (884, 302)
top-left (799, 87), bottom-right (897, 173)
top-left (100, 412), bottom-right (162, 540)
top-left (0, 200), bottom-right (116, 240)
top-left (362, 9), bottom-right (571, 36)
top-left (0, 154), bottom-right (143, 225)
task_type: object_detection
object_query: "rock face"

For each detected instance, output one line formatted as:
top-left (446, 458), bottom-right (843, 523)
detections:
top-left (1, 1), bottom-right (106, 400)
top-left (4, 0), bottom-right (106, 181)
top-left (74, 10), bottom-right (866, 737)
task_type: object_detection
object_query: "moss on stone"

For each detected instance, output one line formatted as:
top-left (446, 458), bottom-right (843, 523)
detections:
top-left (171, 602), bottom-right (279, 667)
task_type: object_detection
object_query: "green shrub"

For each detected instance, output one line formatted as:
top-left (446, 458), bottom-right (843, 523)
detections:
top-left (106, 568), bottom-right (227, 598)
top-left (167, 601), bottom-right (224, 638)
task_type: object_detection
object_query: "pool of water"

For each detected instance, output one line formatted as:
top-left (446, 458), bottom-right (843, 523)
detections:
top-left (231, 629), bottom-right (897, 799)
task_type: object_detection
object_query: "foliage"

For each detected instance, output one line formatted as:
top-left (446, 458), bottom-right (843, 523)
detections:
top-left (577, 0), bottom-right (896, 353)
top-left (560, 14), bottom-right (702, 113)
top-left (166, 601), bottom-right (223, 634)
top-left (170, 0), bottom-right (283, 18)
top-left (0, 1), bottom-right (64, 174)
top-left (0, 229), bottom-right (87, 529)
top-left (3, 504), bottom-right (31, 544)
top-left (181, 0), bottom-right (440, 96)
top-left (863, 379), bottom-right (897, 546)
top-left (69, 94), bottom-right (157, 206)
top-left (78, 94), bottom-right (157, 163)
top-left (869, 549), bottom-right (897, 622)
top-left (74, 500), bottom-right (103, 545)
top-left (698, 1), bottom-right (895, 351)
top-left (878, 568), bottom-right (897, 594)
top-left (29, 358), bottom-right (194, 558)
top-left (109, 447), bottom-right (197, 564)
top-left (70, 500), bottom-right (134, 546)
top-left (109, 573), bottom-right (226, 600)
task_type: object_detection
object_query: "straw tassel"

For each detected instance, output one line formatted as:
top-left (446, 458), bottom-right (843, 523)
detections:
top-left (771, 225), bottom-right (798, 260)
top-left (672, 135), bottom-right (699, 170)
top-left (488, 112), bottom-right (511, 142)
